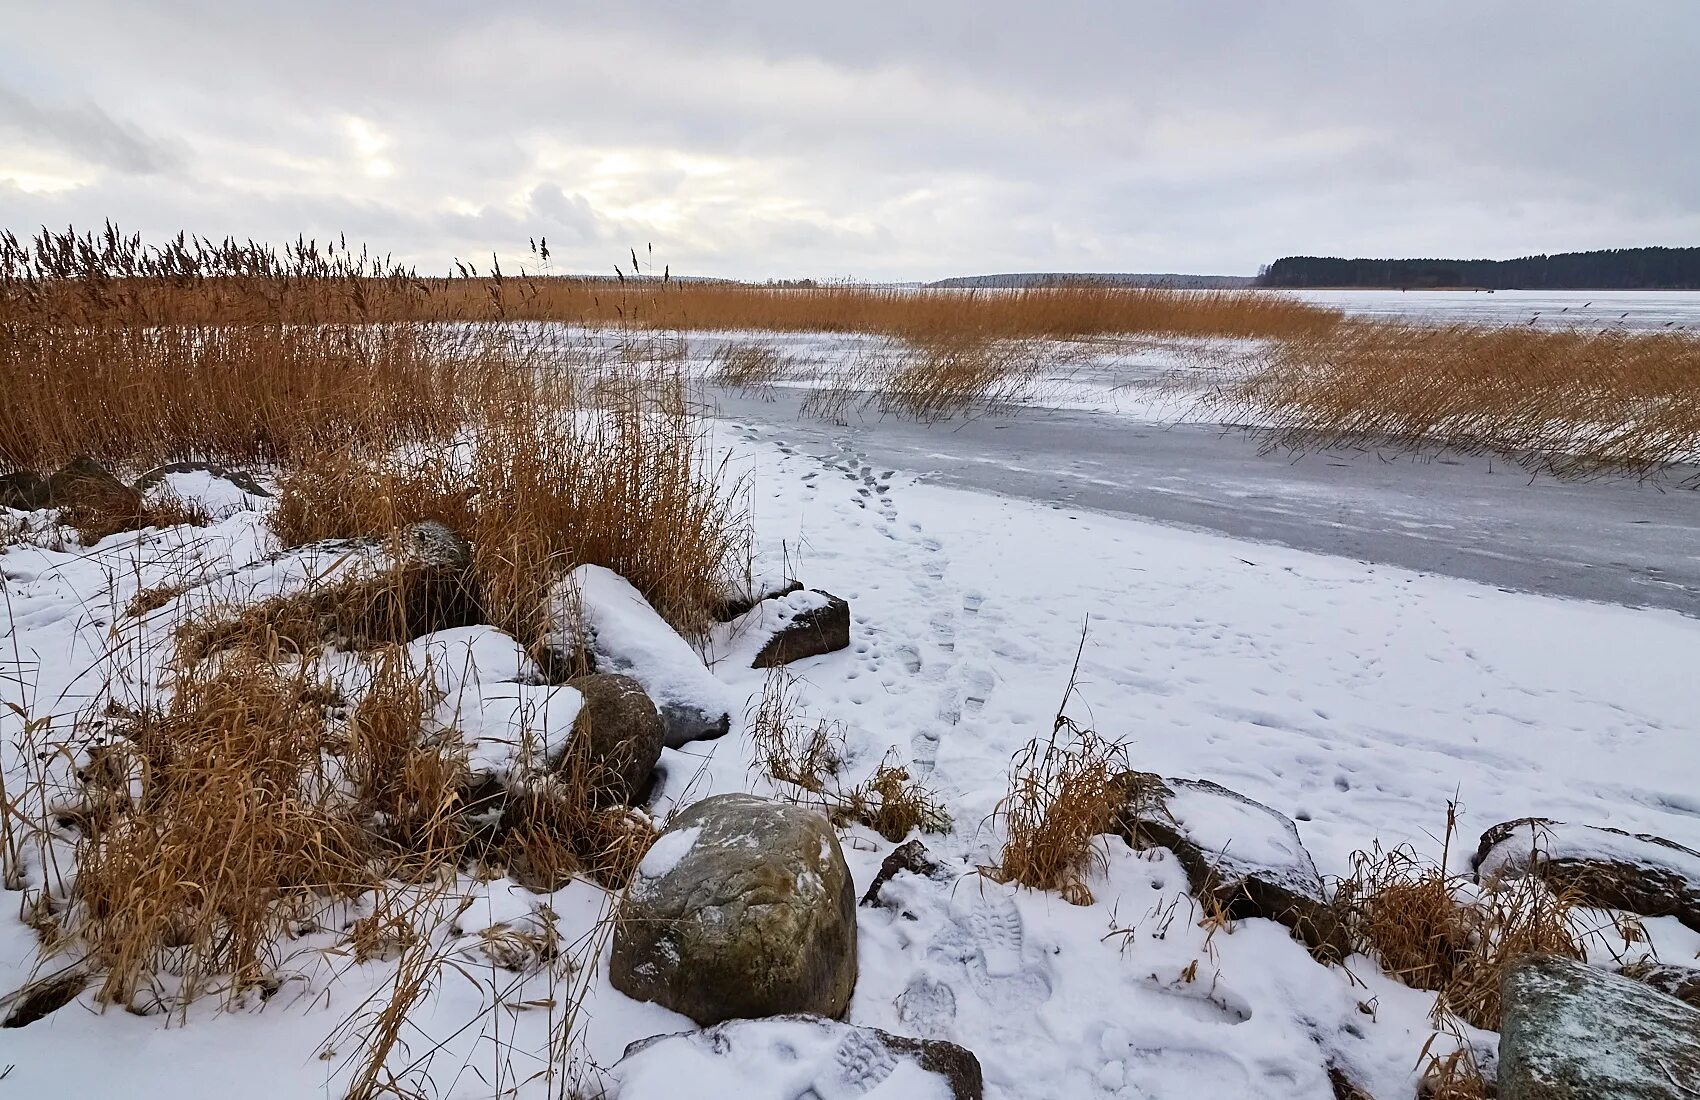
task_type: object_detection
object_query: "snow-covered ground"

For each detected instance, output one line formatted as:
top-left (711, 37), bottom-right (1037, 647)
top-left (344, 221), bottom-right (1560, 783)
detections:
top-left (4, 419), bottom-right (1698, 1098)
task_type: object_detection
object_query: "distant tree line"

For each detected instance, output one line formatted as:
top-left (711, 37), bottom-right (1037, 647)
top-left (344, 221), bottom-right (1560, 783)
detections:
top-left (1257, 247), bottom-right (1700, 290)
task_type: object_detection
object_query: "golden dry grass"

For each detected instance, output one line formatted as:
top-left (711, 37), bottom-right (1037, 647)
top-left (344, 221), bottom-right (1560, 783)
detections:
top-left (266, 361), bottom-right (746, 642)
top-left (986, 635), bottom-right (1131, 906)
top-left (1337, 811), bottom-right (1584, 1032)
top-left (747, 671), bottom-right (949, 842)
top-left (1211, 320), bottom-right (1700, 477)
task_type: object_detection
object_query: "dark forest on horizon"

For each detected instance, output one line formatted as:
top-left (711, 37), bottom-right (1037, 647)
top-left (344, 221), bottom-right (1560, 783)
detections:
top-left (1257, 246), bottom-right (1700, 290)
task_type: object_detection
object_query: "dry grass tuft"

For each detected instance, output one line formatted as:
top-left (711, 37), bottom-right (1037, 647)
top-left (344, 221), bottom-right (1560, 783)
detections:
top-left (748, 671), bottom-right (843, 792)
top-left (748, 672), bottom-right (948, 842)
top-left (987, 725), bottom-right (1129, 906)
top-left (986, 631), bottom-right (1130, 905)
top-left (833, 756), bottom-right (952, 843)
top-left (67, 652), bottom-right (375, 1005)
top-left (1337, 807), bottom-right (1584, 1031)
top-left (266, 361), bottom-right (745, 643)
top-left (708, 340), bottom-right (790, 393)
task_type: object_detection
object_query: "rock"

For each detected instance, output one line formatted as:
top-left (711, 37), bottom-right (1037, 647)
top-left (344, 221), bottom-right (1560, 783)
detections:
top-left (749, 589), bottom-right (852, 668)
top-left (2, 969), bottom-right (88, 1028)
top-left (399, 520), bottom-right (473, 571)
top-left (1620, 961), bottom-right (1700, 1010)
top-left (0, 470), bottom-right (48, 511)
top-left (861, 838), bottom-right (948, 907)
top-left (545, 565), bottom-right (734, 747)
top-left (133, 461), bottom-right (272, 499)
top-left (712, 573), bottom-right (802, 622)
top-left (562, 673), bottom-right (663, 805)
top-left (1474, 818), bottom-right (1700, 932)
top-left (1499, 954), bottom-right (1700, 1099)
top-left (46, 456), bottom-right (141, 513)
top-left (171, 529), bottom-right (481, 657)
top-left (1114, 772), bottom-right (1348, 961)
top-left (611, 1016), bottom-right (982, 1099)
top-left (610, 793), bottom-right (857, 1025)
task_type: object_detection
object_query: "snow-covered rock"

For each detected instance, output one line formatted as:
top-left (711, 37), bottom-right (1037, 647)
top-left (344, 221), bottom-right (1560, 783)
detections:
top-left (545, 564), bottom-right (733, 747)
top-left (609, 1016), bottom-right (982, 1100)
top-left (1499, 954), bottom-right (1700, 1099)
top-left (1620, 961), bottom-right (1700, 1010)
top-left (610, 794), bottom-right (857, 1025)
top-left (134, 461), bottom-right (272, 514)
top-left (713, 587), bottom-right (851, 669)
top-left (1474, 818), bottom-right (1700, 932)
top-left (1116, 773), bottom-right (1348, 959)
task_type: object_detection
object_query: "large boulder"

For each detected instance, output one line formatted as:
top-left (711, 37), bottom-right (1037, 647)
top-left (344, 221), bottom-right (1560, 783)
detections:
top-left (609, 1016), bottom-right (982, 1099)
top-left (1113, 772), bottom-right (1348, 960)
top-left (1475, 818), bottom-right (1700, 932)
top-left (610, 794), bottom-right (857, 1025)
top-left (562, 673), bottom-right (663, 805)
top-left (1499, 954), bottom-right (1700, 1099)
top-left (544, 565), bottom-right (734, 747)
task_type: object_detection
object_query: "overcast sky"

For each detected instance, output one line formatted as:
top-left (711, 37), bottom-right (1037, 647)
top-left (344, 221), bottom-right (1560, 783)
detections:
top-left (3, 1), bottom-right (1697, 281)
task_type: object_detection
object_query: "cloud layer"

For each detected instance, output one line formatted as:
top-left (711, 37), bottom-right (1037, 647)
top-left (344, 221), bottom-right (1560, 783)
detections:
top-left (3, 1), bottom-right (1696, 279)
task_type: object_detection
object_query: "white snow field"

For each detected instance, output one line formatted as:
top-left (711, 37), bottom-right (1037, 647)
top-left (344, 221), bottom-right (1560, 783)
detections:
top-left (4, 420), bottom-right (1698, 1100)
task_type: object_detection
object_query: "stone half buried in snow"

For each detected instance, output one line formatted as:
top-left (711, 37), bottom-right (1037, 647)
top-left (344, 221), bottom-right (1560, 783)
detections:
top-left (609, 793), bottom-right (858, 1026)
top-left (608, 1016), bottom-right (982, 1100)
top-left (1474, 817), bottom-right (1700, 933)
top-left (712, 587), bottom-right (852, 669)
top-left (133, 461), bottom-right (273, 512)
top-left (543, 564), bottom-right (734, 747)
top-left (1619, 960), bottom-right (1700, 1010)
top-left (1499, 954), bottom-right (1700, 1100)
top-left (1113, 772), bottom-right (1349, 961)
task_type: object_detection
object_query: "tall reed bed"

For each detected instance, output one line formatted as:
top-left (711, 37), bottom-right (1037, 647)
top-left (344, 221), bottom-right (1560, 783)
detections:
top-left (1208, 320), bottom-right (1700, 477)
top-left (3, 225), bottom-right (1342, 339)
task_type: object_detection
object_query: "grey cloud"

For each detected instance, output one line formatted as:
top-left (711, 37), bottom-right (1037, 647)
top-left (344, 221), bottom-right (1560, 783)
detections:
top-left (1, 1), bottom-right (1696, 279)
top-left (0, 83), bottom-right (181, 175)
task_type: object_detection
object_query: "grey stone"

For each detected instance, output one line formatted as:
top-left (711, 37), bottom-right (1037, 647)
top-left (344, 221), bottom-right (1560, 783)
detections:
top-left (610, 794), bottom-right (857, 1025)
top-left (751, 589), bottom-right (852, 668)
top-left (46, 456), bottom-right (140, 513)
top-left (1475, 818), bottom-right (1700, 933)
top-left (399, 520), bottom-right (473, 571)
top-left (1114, 772), bottom-right (1349, 961)
top-left (1620, 961), bottom-right (1700, 1010)
top-left (133, 461), bottom-right (272, 498)
top-left (712, 575), bottom-right (802, 622)
top-left (861, 838), bottom-right (948, 908)
top-left (613, 1016), bottom-right (982, 1099)
top-left (561, 673), bottom-right (663, 806)
top-left (0, 470), bottom-right (48, 511)
top-left (2, 969), bottom-right (88, 1028)
top-left (1500, 954), bottom-right (1700, 1099)
top-left (544, 566), bottom-right (733, 747)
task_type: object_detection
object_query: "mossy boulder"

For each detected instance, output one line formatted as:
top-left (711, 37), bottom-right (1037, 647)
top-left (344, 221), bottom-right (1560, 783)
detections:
top-left (1500, 954), bottom-right (1700, 1099)
top-left (610, 794), bottom-right (857, 1025)
top-left (562, 673), bottom-right (663, 805)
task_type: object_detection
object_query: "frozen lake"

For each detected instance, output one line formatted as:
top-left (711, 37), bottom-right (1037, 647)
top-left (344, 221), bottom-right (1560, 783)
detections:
top-left (1287, 287), bottom-right (1700, 330)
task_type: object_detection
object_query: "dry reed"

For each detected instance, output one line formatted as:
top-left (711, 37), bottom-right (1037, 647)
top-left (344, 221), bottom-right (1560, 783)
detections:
top-left (1210, 319), bottom-right (1700, 477)
top-left (986, 630), bottom-right (1131, 905)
